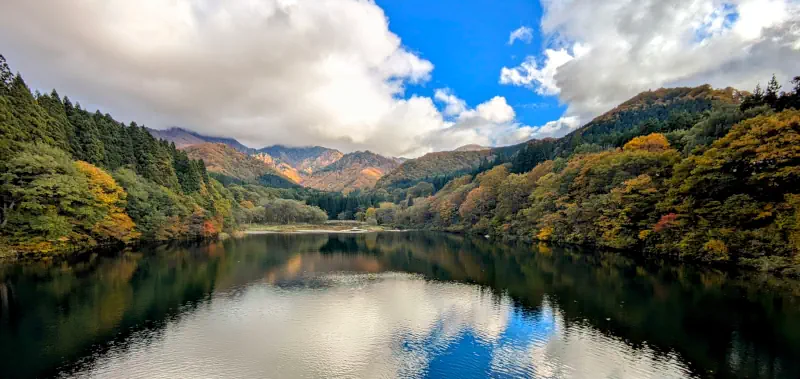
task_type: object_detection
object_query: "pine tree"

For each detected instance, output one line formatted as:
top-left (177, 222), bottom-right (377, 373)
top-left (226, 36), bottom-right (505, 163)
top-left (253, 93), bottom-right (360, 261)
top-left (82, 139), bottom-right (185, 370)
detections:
top-left (764, 74), bottom-right (781, 107)
top-left (69, 104), bottom-right (105, 165)
top-left (0, 55), bottom-right (12, 95)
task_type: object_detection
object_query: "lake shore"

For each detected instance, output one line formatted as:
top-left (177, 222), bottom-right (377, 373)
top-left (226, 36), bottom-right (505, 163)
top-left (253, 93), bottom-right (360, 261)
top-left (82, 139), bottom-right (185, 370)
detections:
top-left (243, 222), bottom-right (409, 234)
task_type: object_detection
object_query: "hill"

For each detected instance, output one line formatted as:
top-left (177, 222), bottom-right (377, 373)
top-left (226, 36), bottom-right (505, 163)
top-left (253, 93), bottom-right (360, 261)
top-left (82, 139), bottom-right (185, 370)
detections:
top-left (182, 143), bottom-right (295, 187)
top-left (147, 127), bottom-right (254, 153)
top-left (377, 85), bottom-right (743, 189)
top-left (454, 144), bottom-right (490, 152)
top-left (253, 145), bottom-right (344, 183)
top-left (303, 151), bottom-right (402, 193)
top-left (376, 149), bottom-right (495, 189)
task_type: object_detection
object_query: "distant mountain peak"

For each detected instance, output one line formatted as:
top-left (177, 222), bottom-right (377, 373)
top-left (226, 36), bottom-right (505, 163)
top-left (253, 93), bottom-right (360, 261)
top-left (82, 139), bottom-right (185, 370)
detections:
top-left (303, 150), bottom-right (401, 193)
top-left (453, 144), bottom-right (490, 152)
top-left (147, 127), bottom-right (254, 153)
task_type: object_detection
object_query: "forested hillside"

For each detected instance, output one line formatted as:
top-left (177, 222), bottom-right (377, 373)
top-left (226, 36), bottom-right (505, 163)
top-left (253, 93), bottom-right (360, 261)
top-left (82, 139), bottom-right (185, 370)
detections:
top-left (377, 85), bottom-right (744, 191)
top-left (0, 55), bottom-right (259, 255)
top-left (376, 149), bottom-right (495, 190)
top-left (365, 77), bottom-right (800, 274)
top-left (182, 143), bottom-right (295, 188)
top-left (303, 151), bottom-right (401, 193)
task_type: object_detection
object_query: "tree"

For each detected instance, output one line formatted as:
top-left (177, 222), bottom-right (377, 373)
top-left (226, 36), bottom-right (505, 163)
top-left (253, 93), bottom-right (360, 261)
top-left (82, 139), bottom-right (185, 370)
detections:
top-left (623, 133), bottom-right (671, 152)
top-left (75, 161), bottom-right (139, 243)
top-left (764, 74), bottom-right (781, 107)
top-left (0, 145), bottom-right (137, 253)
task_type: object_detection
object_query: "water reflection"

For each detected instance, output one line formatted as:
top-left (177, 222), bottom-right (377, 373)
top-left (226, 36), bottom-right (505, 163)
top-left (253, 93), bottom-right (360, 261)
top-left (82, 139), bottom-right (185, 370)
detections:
top-left (0, 232), bottom-right (798, 378)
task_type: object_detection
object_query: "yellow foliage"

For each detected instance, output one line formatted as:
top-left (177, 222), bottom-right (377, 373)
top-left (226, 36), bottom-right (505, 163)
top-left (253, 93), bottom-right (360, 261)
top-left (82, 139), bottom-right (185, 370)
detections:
top-left (623, 133), bottom-right (671, 152)
top-left (703, 239), bottom-right (729, 261)
top-left (459, 187), bottom-right (484, 219)
top-left (536, 227), bottom-right (554, 241)
top-left (537, 242), bottom-right (552, 256)
top-left (75, 161), bottom-right (140, 243)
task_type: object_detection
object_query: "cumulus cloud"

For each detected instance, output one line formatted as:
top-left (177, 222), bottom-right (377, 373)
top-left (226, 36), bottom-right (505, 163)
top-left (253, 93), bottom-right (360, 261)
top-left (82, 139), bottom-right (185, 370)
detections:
top-left (508, 26), bottom-right (534, 45)
top-left (433, 89), bottom-right (467, 117)
top-left (0, 0), bottom-right (535, 157)
top-left (420, 90), bottom-right (541, 149)
top-left (501, 0), bottom-right (800, 121)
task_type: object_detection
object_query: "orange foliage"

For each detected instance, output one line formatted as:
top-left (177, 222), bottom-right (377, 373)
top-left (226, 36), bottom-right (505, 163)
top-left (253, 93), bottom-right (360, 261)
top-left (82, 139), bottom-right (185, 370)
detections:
top-left (75, 161), bottom-right (140, 243)
top-left (459, 187), bottom-right (485, 219)
top-left (202, 220), bottom-right (218, 237)
top-left (623, 133), bottom-right (671, 152)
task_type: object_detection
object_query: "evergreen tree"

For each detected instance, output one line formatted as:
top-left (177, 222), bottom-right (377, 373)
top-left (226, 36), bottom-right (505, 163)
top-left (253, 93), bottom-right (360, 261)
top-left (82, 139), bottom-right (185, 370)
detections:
top-left (0, 54), bottom-right (12, 95)
top-left (764, 74), bottom-right (781, 107)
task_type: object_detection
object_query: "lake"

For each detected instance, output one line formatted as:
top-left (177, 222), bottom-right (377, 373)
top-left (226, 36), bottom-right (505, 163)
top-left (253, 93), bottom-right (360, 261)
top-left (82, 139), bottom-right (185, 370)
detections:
top-left (1, 232), bottom-right (799, 378)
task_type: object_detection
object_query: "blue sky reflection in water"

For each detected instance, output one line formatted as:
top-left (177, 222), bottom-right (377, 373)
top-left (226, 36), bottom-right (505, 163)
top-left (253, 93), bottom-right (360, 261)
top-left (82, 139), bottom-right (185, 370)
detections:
top-left (2, 232), bottom-right (798, 378)
top-left (55, 272), bottom-right (690, 379)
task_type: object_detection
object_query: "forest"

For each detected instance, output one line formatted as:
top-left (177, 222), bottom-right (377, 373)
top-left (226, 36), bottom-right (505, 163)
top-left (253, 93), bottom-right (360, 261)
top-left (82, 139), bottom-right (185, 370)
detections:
top-left (3, 46), bottom-right (799, 274)
top-left (0, 55), bottom-right (327, 256)
top-left (365, 76), bottom-right (800, 274)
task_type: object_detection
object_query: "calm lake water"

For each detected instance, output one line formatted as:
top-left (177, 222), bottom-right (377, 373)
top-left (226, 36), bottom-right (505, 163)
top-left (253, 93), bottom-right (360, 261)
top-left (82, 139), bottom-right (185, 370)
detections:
top-left (1, 232), bottom-right (799, 379)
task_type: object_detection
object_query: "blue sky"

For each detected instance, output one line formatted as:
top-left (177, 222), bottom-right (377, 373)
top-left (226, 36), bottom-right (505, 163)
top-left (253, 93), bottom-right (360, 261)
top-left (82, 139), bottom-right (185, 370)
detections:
top-left (376, 0), bottom-right (566, 128)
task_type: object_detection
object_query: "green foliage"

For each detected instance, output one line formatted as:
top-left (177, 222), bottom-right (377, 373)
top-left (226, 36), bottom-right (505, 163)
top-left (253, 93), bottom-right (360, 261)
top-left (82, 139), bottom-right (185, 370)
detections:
top-left (741, 74), bottom-right (800, 113)
top-left (0, 144), bottom-right (138, 253)
top-left (261, 198), bottom-right (328, 224)
top-left (395, 108), bottom-right (800, 274)
top-left (0, 56), bottom-right (239, 254)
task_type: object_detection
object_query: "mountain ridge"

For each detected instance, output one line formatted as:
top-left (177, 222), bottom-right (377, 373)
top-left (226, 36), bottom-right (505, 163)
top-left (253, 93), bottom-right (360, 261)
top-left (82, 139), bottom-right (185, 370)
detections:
top-left (303, 151), bottom-right (402, 193)
top-left (376, 84), bottom-right (744, 189)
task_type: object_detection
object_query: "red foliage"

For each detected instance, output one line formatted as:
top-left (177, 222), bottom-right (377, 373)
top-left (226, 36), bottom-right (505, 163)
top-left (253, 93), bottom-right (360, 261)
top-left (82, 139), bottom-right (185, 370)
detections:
top-left (202, 220), bottom-right (217, 237)
top-left (654, 213), bottom-right (679, 232)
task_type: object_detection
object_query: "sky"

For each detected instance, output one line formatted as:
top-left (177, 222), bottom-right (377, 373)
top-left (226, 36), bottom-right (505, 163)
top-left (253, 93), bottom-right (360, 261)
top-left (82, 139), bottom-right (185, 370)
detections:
top-left (0, 0), bottom-right (798, 157)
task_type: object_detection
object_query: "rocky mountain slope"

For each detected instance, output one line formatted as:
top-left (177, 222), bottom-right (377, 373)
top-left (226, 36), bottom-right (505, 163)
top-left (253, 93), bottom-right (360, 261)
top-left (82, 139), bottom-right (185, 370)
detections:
top-left (252, 145), bottom-right (344, 183)
top-left (303, 151), bottom-right (402, 193)
top-left (182, 143), bottom-right (294, 187)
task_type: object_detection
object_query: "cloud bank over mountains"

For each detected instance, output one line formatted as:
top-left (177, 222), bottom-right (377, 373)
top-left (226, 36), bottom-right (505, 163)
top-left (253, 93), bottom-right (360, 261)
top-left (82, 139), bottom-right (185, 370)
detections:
top-left (0, 0), bottom-right (540, 157)
top-left (1, 0), bottom-right (796, 156)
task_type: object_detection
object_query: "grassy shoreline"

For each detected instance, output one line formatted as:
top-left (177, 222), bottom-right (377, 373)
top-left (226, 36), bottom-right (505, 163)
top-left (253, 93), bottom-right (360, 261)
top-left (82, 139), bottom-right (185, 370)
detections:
top-left (242, 221), bottom-right (401, 234)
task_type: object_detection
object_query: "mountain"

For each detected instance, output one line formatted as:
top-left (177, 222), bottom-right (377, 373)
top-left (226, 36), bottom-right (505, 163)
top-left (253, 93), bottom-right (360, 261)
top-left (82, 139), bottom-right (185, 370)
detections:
top-left (253, 145), bottom-right (344, 183)
top-left (256, 145), bottom-right (344, 174)
top-left (376, 149), bottom-right (495, 189)
top-left (377, 85), bottom-right (743, 189)
top-left (147, 127), bottom-right (254, 153)
top-left (182, 143), bottom-right (295, 187)
top-left (303, 151), bottom-right (402, 193)
top-left (453, 144), bottom-right (490, 152)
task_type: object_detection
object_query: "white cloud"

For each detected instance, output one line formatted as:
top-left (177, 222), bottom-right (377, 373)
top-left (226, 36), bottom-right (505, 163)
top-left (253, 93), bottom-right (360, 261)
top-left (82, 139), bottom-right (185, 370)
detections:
top-left (426, 91), bottom-right (535, 149)
top-left (508, 26), bottom-right (534, 45)
top-left (0, 0), bottom-right (534, 157)
top-left (500, 47), bottom-right (581, 95)
top-left (530, 116), bottom-right (581, 139)
top-left (476, 96), bottom-right (515, 123)
top-left (434, 89), bottom-right (467, 117)
top-left (502, 0), bottom-right (800, 121)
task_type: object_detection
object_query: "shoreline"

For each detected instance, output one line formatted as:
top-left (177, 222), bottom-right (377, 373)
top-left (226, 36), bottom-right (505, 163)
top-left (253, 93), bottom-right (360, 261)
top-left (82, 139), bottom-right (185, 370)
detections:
top-left (242, 223), bottom-right (411, 235)
top-left (244, 229), bottom-right (409, 234)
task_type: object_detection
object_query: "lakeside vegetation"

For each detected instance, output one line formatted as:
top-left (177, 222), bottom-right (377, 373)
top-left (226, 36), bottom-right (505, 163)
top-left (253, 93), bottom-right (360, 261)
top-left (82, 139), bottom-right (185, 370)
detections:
top-left (3, 46), bottom-right (799, 277)
top-left (0, 55), bottom-right (329, 257)
top-left (362, 78), bottom-right (800, 275)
